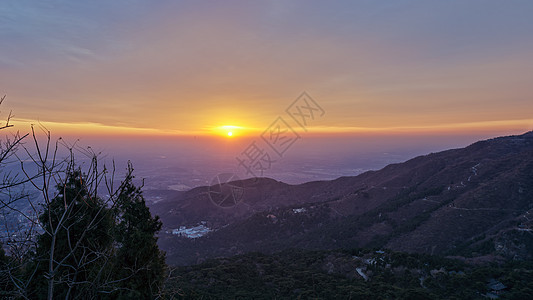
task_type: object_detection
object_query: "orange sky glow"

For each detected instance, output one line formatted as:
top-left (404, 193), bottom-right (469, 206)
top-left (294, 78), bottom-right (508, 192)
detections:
top-left (1, 1), bottom-right (532, 141)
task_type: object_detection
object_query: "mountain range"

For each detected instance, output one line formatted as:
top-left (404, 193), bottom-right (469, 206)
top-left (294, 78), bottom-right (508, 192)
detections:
top-left (151, 132), bottom-right (533, 266)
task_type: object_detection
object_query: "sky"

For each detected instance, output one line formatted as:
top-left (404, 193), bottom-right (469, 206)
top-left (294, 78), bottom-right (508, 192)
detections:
top-left (1, 0), bottom-right (532, 139)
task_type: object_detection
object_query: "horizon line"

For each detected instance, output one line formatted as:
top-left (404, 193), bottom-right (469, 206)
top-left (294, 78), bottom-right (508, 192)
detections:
top-left (9, 117), bottom-right (533, 138)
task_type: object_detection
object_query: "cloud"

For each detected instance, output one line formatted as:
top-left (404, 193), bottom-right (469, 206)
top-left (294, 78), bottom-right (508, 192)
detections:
top-left (1, 1), bottom-right (532, 135)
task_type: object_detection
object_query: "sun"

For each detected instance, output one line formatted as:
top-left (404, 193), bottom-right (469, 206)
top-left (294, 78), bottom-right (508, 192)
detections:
top-left (215, 125), bottom-right (243, 138)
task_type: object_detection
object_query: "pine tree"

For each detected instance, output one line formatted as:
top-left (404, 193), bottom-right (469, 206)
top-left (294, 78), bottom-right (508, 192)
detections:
top-left (30, 170), bottom-right (114, 299)
top-left (23, 164), bottom-right (166, 299)
top-left (107, 165), bottom-right (166, 299)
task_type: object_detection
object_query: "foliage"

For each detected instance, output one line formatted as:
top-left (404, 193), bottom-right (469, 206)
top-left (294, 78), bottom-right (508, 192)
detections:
top-left (29, 170), bottom-right (114, 298)
top-left (0, 98), bottom-right (167, 298)
top-left (21, 166), bottom-right (167, 299)
top-left (107, 166), bottom-right (167, 299)
top-left (166, 248), bottom-right (533, 299)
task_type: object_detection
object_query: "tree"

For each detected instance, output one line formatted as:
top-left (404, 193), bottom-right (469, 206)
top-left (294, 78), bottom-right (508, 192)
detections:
top-left (107, 164), bottom-right (166, 299)
top-left (0, 245), bottom-right (13, 297)
top-left (27, 165), bottom-right (167, 299)
top-left (28, 169), bottom-right (114, 299)
top-left (0, 96), bottom-right (32, 299)
top-left (0, 97), bottom-right (167, 299)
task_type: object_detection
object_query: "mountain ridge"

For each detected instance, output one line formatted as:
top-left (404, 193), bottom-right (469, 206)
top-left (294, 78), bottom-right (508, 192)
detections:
top-left (152, 131), bottom-right (533, 265)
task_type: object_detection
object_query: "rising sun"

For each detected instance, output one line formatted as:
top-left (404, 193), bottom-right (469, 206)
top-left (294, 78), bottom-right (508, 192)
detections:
top-left (214, 125), bottom-right (243, 137)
